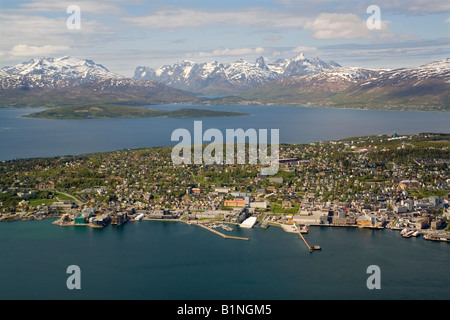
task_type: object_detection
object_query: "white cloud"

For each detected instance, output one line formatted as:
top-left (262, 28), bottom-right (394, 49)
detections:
top-left (264, 35), bottom-right (283, 41)
top-left (8, 44), bottom-right (70, 57)
top-left (0, 13), bottom-right (116, 62)
top-left (122, 7), bottom-right (308, 30)
top-left (304, 13), bottom-right (390, 39)
top-left (196, 47), bottom-right (266, 58)
top-left (291, 46), bottom-right (317, 53)
top-left (383, 0), bottom-right (450, 14)
top-left (445, 17), bottom-right (450, 23)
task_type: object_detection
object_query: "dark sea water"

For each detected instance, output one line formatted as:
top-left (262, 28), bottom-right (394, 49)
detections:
top-left (0, 219), bottom-right (449, 300)
top-left (0, 105), bottom-right (449, 161)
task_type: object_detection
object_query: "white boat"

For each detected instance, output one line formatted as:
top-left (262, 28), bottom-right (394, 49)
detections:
top-left (403, 230), bottom-right (415, 238)
top-left (134, 213), bottom-right (144, 221)
top-left (240, 216), bottom-right (257, 228)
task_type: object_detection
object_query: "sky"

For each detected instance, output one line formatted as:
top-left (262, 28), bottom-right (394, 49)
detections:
top-left (0, 0), bottom-right (449, 77)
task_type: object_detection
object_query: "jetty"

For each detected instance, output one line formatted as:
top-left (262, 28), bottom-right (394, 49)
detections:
top-left (297, 231), bottom-right (321, 253)
top-left (196, 223), bottom-right (250, 241)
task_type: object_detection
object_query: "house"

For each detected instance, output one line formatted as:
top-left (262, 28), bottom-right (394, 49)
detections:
top-left (36, 183), bottom-right (54, 190)
top-left (269, 177), bottom-right (283, 184)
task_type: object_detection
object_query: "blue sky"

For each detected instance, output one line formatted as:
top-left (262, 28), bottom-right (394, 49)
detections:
top-left (0, 0), bottom-right (449, 76)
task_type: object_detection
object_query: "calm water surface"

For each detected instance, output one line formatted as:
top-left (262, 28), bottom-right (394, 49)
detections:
top-left (0, 219), bottom-right (449, 300)
top-left (1, 105), bottom-right (449, 161)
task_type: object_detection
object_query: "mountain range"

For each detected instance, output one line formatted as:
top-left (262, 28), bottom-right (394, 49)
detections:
top-left (0, 56), bottom-right (197, 108)
top-left (0, 54), bottom-right (449, 111)
top-left (134, 53), bottom-right (341, 95)
top-left (240, 58), bottom-right (450, 111)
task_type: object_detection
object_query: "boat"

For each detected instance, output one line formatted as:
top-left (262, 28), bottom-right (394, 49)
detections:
top-left (240, 216), bottom-right (257, 228)
top-left (221, 224), bottom-right (233, 231)
top-left (412, 231), bottom-right (420, 237)
top-left (402, 230), bottom-right (415, 238)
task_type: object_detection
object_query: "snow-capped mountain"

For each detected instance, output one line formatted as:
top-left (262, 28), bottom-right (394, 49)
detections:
top-left (282, 66), bottom-right (385, 87)
top-left (1, 55), bottom-right (447, 111)
top-left (134, 53), bottom-right (341, 94)
top-left (241, 58), bottom-right (450, 111)
top-left (358, 58), bottom-right (450, 88)
top-left (0, 56), bottom-right (197, 108)
top-left (241, 66), bottom-right (384, 103)
top-left (0, 56), bottom-right (124, 90)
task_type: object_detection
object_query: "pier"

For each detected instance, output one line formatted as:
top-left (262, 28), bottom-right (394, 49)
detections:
top-left (196, 223), bottom-right (250, 241)
top-left (297, 231), bottom-right (321, 253)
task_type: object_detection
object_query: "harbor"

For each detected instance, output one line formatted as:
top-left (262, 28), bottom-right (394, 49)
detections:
top-left (195, 223), bottom-right (250, 241)
top-left (2, 216), bottom-right (450, 300)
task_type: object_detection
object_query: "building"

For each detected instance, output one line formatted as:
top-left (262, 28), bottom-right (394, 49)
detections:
top-left (415, 219), bottom-right (429, 230)
top-left (431, 218), bottom-right (445, 230)
top-left (224, 198), bottom-right (246, 208)
top-left (221, 208), bottom-right (248, 223)
top-left (89, 213), bottom-right (111, 227)
top-left (74, 216), bottom-right (86, 224)
top-left (332, 216), bottom-right (356, 226)
top-left (51, 201), bottom-right (76, 210)
top-left (399, 180), bottom-right (420, 190)
top-left (250, 201), bottom-right (268, 209)
top-left (215, 187), bottom-right (230, 194)
top-left (292, 213), bottom-right (321, 225)
top-left (394, 205), bottom-right (408, 214)
top-left (282, 200), bottom-right (293, 209)
top-left (356, 213), bottom-right (384, 228)
top-left (35, 183), bottom-right (54, 190)
top-left (148, 209), bottom-right (176, 219)
top-left (236, 209), bottom-right (249, 224)
top-left (269, 177), bottom-right (283, 184)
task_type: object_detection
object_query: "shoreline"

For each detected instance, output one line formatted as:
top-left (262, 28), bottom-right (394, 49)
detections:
top-left (1, 212), bottom-right (449, 245)
top-left (45, 214), bottom-right (450, 244)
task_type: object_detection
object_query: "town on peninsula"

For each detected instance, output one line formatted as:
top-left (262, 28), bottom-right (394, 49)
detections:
top-left (1, 132), bottom-right (449, 245)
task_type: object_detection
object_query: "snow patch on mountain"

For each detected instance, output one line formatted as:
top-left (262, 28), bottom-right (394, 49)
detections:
top-left (133, 53), bottom-right (342, 93)
top-left (0, 56), bottom-right (124, 90)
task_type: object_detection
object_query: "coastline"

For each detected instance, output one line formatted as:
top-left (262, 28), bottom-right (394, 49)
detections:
top-left (1, 132), bottom-right (449, 246)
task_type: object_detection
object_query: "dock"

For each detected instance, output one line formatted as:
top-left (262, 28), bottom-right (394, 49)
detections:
top-left (196, 223), bottom-right (250, 241)
top-left (297, 231), bottom-right (321, 253)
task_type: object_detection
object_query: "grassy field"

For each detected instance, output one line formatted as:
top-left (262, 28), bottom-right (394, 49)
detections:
top-left (28, 198), bottom-right (58, 207)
